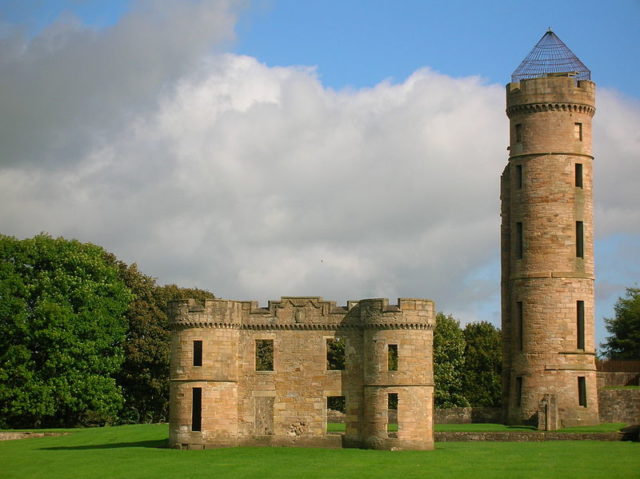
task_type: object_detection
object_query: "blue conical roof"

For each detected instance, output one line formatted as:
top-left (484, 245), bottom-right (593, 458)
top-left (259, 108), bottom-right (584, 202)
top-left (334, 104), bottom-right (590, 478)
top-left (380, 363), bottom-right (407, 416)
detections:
top-left (511, 30), bottom-right (590, 82)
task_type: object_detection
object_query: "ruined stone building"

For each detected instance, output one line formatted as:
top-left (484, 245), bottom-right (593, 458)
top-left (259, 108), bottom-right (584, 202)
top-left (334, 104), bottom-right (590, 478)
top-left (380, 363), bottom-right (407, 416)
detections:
top-left (501, 30), bottom-right (599, 428)
top-left (169, 297), bottom-right (435, 450)
top-left (168, 30), bottom-right (606, 450)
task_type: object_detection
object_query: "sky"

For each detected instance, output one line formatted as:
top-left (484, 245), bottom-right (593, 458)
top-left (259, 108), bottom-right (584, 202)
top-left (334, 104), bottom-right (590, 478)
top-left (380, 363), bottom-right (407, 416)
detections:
top-left (1, 0), bottom-right (639, 349)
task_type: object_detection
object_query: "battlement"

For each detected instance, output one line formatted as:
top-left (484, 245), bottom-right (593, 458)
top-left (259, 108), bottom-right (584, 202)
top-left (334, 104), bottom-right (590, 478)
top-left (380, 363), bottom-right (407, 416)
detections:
top-left (506, 76), bottom-right (595, 118)
top-left (169, 296), bottom-right (435, 330)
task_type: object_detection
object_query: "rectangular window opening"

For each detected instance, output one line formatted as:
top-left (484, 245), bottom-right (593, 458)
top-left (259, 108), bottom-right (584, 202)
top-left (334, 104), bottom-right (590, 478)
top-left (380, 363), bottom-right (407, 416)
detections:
top-left (574, 123), bottom-right (583, 141)
top-left (515, 377), bottom-right (523, 407)
top-left (193, 340), bottom-right (202, 367)
top-left (326, 396), bottom-right (346, 433)
top-left (191, 387), bottom-right (202, 432)
top-left (515, 123), bottom-right (523, 143)
top-left (575, 163), bottom-right (583, 188)
top-left (387, 344), bottom-right (398, 371)
top-left (516, 164), bottom-right (523, 189)
top-left (255, 339), bottom-right (274, 371)
top-left (517, 301), bottom-right (524, 351)
top-left (578, 377), bottom-right (587, 407)
top-left (516, 222), bottom-right (524, 259)
top-left (326, 338), bottom-right (345, 370)
top-left (577, 301), bottom-right (585, 350)
top-left (576, 221), bottom-right (584, 258)
top-left (387, 393), bottom-right (398, 436)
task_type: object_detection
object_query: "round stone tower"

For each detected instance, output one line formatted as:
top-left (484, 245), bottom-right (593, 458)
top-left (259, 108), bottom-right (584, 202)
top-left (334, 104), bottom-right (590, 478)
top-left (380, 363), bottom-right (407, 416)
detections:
top-left (359, 298), bottom-right (435, 450)
top-left (501, 30), bottom-right (599, 428)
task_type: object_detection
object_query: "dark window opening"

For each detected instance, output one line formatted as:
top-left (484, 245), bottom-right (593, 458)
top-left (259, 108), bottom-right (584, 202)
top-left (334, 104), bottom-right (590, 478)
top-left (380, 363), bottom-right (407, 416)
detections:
top-left (517, 301), bottom-right (524, 351)
top-left (192, 387), bottom-right (202, 431)
top-left (576, 221), bottom-right (584, 258)
top-left (387, 393), bottom-right (398, 435)
top-left (578, 377), bottom-right (587, 407)
top-left (326, 338), bottom-right (345, 370)
top-left (575, 163), bottom-right (583, 188)
top-left (516, 222), bottom-right (524, 259)
top-left (575, 123), bottom-right (583, 141)
top-left (326, 396), bottom-right (345, 433)
top-left (515, 123), bottom-right (523, 143)
top-left (577, 301), bottom-right (585, 350)
top-left (388, 344), bottom-right (398, 371)
top-left (193, 340), bottom-right (202, 367)
top-left (256, 339), bottom-right (274, 371)
top-left (516, 164), bottom-right (523, 189)
top-left (515, 377), bottom-right (523, 407)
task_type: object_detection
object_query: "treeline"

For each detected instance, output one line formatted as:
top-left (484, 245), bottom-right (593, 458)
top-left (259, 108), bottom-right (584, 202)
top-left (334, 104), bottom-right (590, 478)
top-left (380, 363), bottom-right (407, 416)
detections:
top-left (434, 313), bottom-right (502, 408)
top-left (1, 234), bottom-right (503, 428)
top-left (0, 234), bottom-right (213, 428)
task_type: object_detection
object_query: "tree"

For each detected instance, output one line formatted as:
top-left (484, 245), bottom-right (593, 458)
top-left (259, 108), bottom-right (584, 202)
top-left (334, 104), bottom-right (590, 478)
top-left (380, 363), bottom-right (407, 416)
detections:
top-left (112, 260), bottom-right (215, 423)
top-left (462, 321), bottom-right (502, 407)
top-left (433, 313), bottom-right (469, 408)
top-left (601, 288), bottom-right (640, 360)
top-left (0, 234), bottom-right (132, 427)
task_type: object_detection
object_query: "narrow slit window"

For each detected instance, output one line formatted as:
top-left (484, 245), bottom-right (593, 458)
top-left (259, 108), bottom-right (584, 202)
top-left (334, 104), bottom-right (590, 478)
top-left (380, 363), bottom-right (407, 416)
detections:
top-left (326, 338), bottom-right (345, 370)
top-left (516, 222), bottom-right (524, 259)
top-left (517, 301), bottom-right (524, 351)
top-left (577, 301), bottom-right (585, 350)
top-left (515, 123), bottom-right (523, 143)
top-left (516, 164), bottom-right (523, 189)
top-left (255, 339), bottom-right (274, 371)
top-left (515, 377), bottom-right (523, 407)
top-left (574, 123), bottom-right (583, 141)
top-left (193, 340), bottom-right (202, 367)
top-left (192, 387), bottom-right (202, 431)
top-left (576, 221), bottom-right (584, 258)
top-left (578, 377), bottom-right (587, 407)
top-left (575, 163), bottom-right (583, 188)
top-left (388, 344), bottom-right (398, 371)
top-left (387, 393), bottom-right (398, 436)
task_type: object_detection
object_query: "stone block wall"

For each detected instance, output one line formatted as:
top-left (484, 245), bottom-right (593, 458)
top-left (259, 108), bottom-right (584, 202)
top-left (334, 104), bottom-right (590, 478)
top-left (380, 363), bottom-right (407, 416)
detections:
top-left (598, 388), bottom-right (640, 424)
top-left (169, 296), bottom-right (435, 450)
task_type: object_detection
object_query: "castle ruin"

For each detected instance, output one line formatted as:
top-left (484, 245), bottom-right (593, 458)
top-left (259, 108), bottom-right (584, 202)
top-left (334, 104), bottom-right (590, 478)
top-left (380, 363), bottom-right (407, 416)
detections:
top-left (168, 297), bottom-right (435, 450)
top-left (168, 30), bottom-right (604, 449)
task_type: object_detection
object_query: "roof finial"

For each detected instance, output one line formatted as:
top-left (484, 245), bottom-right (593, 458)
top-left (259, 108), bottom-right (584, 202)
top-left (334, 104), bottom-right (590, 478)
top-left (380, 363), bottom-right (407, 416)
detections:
top-left (547, 26), bottom-right (553, 33)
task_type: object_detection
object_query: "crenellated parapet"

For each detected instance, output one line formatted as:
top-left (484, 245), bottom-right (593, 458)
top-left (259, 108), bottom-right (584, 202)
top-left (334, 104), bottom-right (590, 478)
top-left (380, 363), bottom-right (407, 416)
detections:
top-left (169, 296), bottom-right (435, 331)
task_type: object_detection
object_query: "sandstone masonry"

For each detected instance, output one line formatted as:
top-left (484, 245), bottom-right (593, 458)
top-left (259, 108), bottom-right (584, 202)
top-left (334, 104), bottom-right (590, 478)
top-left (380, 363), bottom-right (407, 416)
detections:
top-left (168, 297), bottom-right (435, 450)
top-left (501, 32), bottom-right (599, 428)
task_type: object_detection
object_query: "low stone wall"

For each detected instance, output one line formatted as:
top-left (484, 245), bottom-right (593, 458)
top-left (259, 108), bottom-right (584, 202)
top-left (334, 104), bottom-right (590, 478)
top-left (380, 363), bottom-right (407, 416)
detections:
top-left (597, 371), bottom-right (639, 389)
top-left (435, 407), bottom-right (502, 424)
top-left (598, 388), bottom-right (640, 424)
top-left (435, 431), bottom-right (624, 442)
top-left (0, 432), bottom-right (67, 441)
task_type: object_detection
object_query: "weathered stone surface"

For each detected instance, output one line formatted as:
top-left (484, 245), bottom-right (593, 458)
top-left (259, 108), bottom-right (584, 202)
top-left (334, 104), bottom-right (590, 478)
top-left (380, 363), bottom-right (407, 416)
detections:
top-left (168, 297), bottom-right (435, 450)
top-left (434, 407), bottom-right (502, 424)
top-left (598, 388), bottom-right (640, 424)
top-left (501, 76), bottom-right (599, 427)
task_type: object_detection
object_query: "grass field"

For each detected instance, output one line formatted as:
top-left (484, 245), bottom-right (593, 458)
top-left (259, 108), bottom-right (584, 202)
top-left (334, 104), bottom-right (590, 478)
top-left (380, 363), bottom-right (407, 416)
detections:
top-left (1, 424), bottom-right (639, 479)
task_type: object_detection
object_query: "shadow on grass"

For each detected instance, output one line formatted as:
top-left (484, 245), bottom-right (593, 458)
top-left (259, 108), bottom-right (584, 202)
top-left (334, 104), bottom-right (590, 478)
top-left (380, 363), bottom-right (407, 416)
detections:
top-left (41, 439), bottom-right (169, 450)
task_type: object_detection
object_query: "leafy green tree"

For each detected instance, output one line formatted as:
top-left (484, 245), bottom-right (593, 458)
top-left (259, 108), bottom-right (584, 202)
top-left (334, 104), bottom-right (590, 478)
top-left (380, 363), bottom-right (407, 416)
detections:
top-left (601, 288), bottom-right (640, 360)
top-left (112, 260), bottom-right (214, 423)
top-left (0, 234), bottom-right (132, 427)
top-left (433, 313), bottom-right (469, 408)
top-left (462, 321), bottom-right (502, 407)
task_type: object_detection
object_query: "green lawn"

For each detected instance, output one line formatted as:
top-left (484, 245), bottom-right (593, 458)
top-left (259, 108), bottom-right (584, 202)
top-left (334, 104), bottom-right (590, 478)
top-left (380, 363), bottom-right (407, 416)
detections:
top-left (1, 424), bottom-right (638, 479)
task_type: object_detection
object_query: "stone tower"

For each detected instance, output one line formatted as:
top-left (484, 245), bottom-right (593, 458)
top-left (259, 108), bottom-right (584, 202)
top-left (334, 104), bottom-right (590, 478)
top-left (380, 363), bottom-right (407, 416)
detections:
top-left (501, 30), bottom-right (599, 428)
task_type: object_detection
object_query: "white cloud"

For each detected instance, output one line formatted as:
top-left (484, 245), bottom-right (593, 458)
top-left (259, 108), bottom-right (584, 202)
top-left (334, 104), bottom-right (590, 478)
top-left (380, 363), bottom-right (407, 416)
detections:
top-left (1, 1), bottom-right (639, 335)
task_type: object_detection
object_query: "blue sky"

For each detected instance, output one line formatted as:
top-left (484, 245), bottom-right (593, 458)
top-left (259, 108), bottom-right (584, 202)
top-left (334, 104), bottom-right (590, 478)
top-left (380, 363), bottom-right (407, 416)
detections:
top-left (1, 0), bottom-right (639, 348)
